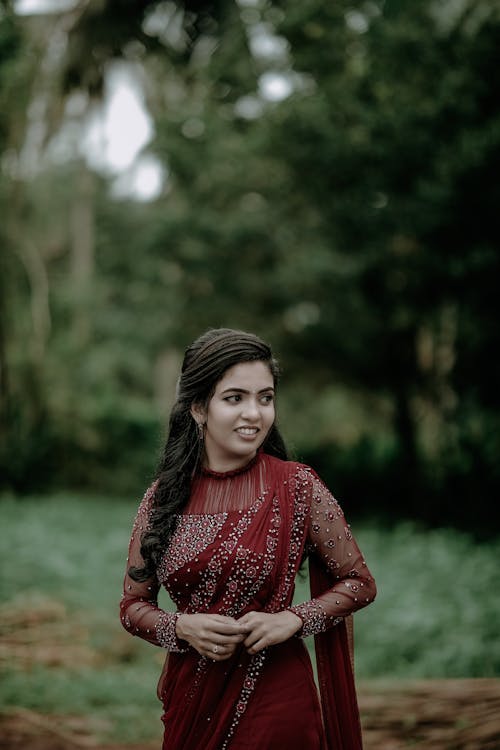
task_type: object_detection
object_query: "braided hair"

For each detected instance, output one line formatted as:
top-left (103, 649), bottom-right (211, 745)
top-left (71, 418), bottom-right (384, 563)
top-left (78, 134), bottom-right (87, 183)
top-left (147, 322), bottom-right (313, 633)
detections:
top-left (128, 328), bottom-right (288, 581)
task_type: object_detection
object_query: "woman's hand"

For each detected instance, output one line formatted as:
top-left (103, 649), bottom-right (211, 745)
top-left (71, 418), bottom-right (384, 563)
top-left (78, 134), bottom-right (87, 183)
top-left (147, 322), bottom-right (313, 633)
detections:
top-left (176, 613), bottom-right (246, 661)
top-left (238, 610), bottom-right (302, 654)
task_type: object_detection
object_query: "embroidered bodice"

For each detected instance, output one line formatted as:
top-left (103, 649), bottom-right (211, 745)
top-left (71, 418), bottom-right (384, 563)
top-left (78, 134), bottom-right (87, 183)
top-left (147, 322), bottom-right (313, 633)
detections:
top-left (120, 453), bottom-right (376, 649)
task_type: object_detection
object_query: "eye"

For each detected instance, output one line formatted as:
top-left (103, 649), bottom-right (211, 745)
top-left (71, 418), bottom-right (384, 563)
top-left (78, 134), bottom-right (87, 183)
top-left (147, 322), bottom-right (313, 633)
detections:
top-left (260, 393), bottom-right (274, 405)
top-left (224, 394), bottom-right (242, 403)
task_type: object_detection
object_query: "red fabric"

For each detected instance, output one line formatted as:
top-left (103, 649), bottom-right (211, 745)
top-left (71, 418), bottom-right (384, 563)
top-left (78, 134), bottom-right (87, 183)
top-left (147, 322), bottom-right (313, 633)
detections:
top-left (311, 561), bottom-right (363, 750)
top-left (161, 640), bottom-right (325, 750)
top-left (120, 453), bottom-right (376, 749)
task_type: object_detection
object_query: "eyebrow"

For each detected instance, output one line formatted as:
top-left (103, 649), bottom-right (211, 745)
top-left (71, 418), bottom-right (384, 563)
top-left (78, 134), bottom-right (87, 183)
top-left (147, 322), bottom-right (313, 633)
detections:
top-left (220, 386), bottom-right (275, 395)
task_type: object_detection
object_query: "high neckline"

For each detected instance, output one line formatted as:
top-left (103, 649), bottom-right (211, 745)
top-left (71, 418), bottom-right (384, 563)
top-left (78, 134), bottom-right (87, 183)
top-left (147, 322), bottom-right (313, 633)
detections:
top-left (201, 452), bottom-right (261, 479)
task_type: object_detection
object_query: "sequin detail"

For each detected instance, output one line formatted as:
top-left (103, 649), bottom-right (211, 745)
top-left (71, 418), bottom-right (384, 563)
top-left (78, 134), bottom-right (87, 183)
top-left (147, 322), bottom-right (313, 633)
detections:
top-left (179, 491), bottom-right (272, 615)
top-left (157, 513), bottom-right (228, 580)
top-left (221, 651), bottom-right (267, 750)
top-left (129, 482), bottom-right (157, 543)
top-left (289, 601), bottom-right (342, 637)
top-left (156, 611), bottom-right (188, 652)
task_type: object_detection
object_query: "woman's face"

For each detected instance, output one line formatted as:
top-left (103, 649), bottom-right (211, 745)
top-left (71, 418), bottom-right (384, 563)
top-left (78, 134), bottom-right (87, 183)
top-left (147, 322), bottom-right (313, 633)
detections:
top-left (194, 360), bottom-right (275, 472)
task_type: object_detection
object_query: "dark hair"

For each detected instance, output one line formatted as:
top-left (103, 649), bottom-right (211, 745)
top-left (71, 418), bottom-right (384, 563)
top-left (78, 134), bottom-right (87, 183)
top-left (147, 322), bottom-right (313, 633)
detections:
top-left (129, 328), bottom-right (288, 581)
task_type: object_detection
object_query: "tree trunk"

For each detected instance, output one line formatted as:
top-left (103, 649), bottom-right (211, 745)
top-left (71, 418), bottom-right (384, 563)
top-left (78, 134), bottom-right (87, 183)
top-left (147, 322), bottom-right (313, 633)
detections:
top-left (70, 164), bottom-right (95, 345)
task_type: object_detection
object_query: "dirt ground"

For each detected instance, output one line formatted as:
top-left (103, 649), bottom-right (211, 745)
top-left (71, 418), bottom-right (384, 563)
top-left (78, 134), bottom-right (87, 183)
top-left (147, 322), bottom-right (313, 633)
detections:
top-left (1, 598), bottom-right (499, 749)
top-left (1, 678), bottom-right (499, 750)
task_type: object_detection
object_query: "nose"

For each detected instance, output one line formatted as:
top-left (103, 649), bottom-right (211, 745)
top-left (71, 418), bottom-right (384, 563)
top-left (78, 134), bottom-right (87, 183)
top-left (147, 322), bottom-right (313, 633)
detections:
top-left (241, 397), bottom-right (260, 421)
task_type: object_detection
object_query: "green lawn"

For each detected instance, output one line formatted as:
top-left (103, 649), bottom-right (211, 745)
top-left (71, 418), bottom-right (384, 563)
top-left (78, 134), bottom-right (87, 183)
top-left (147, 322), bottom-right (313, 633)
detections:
top-left (1, 493), bottom-right (499, 743)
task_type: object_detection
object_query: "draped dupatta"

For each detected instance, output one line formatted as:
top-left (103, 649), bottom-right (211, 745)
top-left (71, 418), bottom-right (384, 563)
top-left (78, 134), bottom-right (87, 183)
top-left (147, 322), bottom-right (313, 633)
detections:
top-left (280, 465), bottom-right (364, 750)
top-left (310, 560), bottom-right (363, 750)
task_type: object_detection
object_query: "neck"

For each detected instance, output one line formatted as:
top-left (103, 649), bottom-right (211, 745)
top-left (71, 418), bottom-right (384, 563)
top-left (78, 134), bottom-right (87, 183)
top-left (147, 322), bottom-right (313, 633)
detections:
top-left (202, 452), bottom-right (258, 474)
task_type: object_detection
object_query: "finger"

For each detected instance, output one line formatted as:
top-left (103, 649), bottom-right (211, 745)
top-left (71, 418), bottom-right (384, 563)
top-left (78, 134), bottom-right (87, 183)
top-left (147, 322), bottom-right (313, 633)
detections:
top-left (207, 615), bottom-right (239, 626)
top-left (247, 638), bottom-right (267, 654)
top-left (209, 640), bottom-right (238, 655)
top-left (202, 626), bottom-right (238, 640)
top-left (206, 643), bottom-right (237, 661)
top-left (211, 633), bottom-right (246, 644)
top-left (198, 629), bottom-right (237, 643)
top-left (217, 634), bottom-right (246, 643)
top-left (212, 641), bottom-right (231, 653)
top-left (210, 625), bottom-right (247, 637)
top-left (207, 629), bottom-right (246, 643)
top-left (238, 613), bottom-right (259, 625)
top-left (238, 612), bottom-right (262, 633)
top-left (208, 622), bottom-right (246, 636)
top-left (203, 645), bottom-right (222, 660)
top-left (243, 631), bottom-right (262, 649)
top-left (237, 621), bottom-right (258, 634)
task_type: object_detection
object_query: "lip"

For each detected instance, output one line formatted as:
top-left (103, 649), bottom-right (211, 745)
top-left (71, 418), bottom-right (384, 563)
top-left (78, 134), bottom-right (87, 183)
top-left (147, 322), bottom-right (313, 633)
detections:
top-left (235, 427), bottom-right (260, 437)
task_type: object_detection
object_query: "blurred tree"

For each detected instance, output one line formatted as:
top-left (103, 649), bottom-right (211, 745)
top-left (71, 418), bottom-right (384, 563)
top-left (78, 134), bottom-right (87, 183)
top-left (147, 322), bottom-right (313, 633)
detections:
top-left (264, 0), bottom-right (500, 522)
top-left (131, 0), bottom-right (500, 524)
top-left (0, 4), bottom-right (55, 488)
top-left (1, 0), bottom-right (499, 531)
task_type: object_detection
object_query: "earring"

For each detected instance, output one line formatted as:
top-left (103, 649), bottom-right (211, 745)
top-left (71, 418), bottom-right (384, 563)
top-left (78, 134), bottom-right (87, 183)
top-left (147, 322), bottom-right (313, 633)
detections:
top-left (197, 422), bottom-right (205, 442)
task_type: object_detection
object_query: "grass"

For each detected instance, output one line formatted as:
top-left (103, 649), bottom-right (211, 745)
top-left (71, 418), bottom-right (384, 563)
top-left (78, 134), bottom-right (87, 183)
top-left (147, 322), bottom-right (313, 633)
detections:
top-left (350, 522), bottom-right (500, 678)
top-left (1, 493), bottom-right (499, 743)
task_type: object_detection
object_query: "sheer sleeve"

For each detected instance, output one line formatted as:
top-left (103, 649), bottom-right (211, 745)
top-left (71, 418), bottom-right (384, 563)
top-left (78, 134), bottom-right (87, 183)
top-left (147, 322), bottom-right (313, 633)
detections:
top-left (119, 483), bottom-right (188, 652)
top-left (289, 468), bottom-right (376, 638)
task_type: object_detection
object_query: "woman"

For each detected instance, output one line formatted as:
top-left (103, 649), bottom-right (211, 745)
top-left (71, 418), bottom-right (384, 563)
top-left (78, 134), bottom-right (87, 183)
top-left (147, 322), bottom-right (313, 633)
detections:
top-left (120, 328), bottom-right (376, 750)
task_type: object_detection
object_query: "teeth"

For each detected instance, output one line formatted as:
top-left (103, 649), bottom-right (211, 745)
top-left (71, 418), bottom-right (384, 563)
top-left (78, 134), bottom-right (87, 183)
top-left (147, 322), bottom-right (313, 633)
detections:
top-left (237, 428), bottom-right (258, 435)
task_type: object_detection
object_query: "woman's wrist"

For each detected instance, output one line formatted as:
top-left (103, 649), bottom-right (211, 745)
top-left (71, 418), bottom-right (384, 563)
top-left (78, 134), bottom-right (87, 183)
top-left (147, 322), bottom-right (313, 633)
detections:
top-left (282, 608), bottom-right (302, 635)
top-left (157, 611), bottom-right (188, 652)
top-left (175, 612), bottom-right (188, 639)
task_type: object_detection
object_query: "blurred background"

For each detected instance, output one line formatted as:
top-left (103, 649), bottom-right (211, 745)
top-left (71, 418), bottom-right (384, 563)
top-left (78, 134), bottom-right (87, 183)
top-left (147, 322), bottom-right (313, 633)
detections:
top-left (1, 0), bottom-right (499, 747)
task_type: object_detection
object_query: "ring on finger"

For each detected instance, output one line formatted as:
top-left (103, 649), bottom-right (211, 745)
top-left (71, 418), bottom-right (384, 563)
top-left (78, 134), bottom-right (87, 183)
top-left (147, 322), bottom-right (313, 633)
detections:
top-left (213, 645), bottom-right (219, 654)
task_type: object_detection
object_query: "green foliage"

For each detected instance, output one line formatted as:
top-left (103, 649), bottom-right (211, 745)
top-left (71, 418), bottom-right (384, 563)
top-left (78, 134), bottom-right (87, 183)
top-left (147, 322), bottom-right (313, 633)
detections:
top-left (1, 1), bottom-right (500, 531)
top-left (0, 494), bottom-right (163, 741)
top-left (351, 523), bottom-right (500, 678)
top-left (0, 494), bottom-right (498, 743)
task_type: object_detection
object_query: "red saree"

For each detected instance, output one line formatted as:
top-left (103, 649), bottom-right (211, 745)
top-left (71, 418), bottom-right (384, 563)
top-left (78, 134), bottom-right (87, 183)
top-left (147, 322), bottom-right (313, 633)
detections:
top-left (120, 453), bottom-right (376, 749)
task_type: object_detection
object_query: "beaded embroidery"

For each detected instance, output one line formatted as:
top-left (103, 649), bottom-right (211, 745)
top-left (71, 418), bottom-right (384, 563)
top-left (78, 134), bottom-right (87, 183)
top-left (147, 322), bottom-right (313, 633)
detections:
top-left (156, 611), bottom-right (188, 652)
top-left (289, 600), bottom-right (343, 637)
top-left (220, 651), bottom-right (267, 750)
top-left (285, 466), bottom-right (375, 637)
top-left (157, 513), bottom-right (228, 581)
top-left (180, 491), bottom-right (271, 615)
